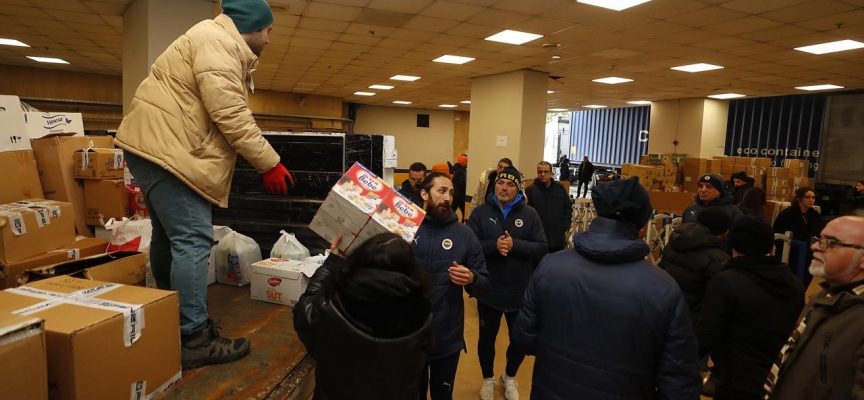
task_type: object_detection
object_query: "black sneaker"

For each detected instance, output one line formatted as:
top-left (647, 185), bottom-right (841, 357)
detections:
top-left (181, 319), bottom-right (250, 370)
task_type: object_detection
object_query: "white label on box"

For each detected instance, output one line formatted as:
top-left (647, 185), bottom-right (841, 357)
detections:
top-left (112, 149), bottom-right (124, 169)
top-left (34, 208), bottom-right (49, 227)
top-left (2, 211), bottom-right (26, 235)
top-left (0, 95), bottom-right (32, 153)
top-left (131, 381), bottom-right (146, 400)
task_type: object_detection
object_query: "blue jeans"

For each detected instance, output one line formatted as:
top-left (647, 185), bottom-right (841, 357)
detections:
top-left (125, 152), bottom-right (214, 335)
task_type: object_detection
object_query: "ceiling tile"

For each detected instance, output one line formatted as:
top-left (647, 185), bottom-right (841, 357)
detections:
top-left (368, 0), bottom-right (434, 14)
top-left (402, 16), bottom-right (461, 32)
top-left (761, 0), bottom-right (857, 24)
top-left (720, 0), bottom-right (811, 14)
top-left (418, 0), bottom-right (485, 22)
top-left (298, 17), bottom-right (351, 33)
top-left (303, 2), bottom-right (362, 21)
top-left (665, 6), bottom-right (749, 28)
top-left (704, 16), bottom-right (783, 35)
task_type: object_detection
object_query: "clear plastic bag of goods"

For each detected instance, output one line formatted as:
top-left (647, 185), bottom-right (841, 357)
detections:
top-left (214, 229), bottom-right (262, 286)
top-left (270, 230), bottom-right (310, 261)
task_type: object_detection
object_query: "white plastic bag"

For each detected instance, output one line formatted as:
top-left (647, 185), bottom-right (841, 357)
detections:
top-left (214, 229), bottom-right (261, 286)
top-left (270, 230), bottom-right (310, 261)
top-left (104, 217), bottom-right (155, 288)
top-left (304, 250), bottom-right (330, 265)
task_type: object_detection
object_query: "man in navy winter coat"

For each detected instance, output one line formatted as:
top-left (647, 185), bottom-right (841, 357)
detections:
top-left (514, 176), bottom-right (702, 400)
top-left (468, 166), bottom-right (548, 400)
top-left (413, 171), bottom-right (489, 400)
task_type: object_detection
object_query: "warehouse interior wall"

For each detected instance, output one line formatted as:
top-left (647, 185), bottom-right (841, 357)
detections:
top-left (353, 105), bottom-right (457, 169)
top-left (700, 99), bottom-right (729, 158)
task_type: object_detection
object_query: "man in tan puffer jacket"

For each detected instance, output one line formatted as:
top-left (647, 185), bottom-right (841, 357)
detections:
top-left (115, 0), bottom-right (291, 370)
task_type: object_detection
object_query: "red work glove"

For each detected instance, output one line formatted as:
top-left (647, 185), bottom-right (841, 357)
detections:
top-left (261, 163), bottom-right (294, 195)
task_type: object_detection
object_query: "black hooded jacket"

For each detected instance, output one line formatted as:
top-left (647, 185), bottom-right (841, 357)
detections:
top-left (658, 223), bottom-right (731, 323)
top-left (695, 255), bottom-right (805, 398)
top-left (398, 179), bottom-right (423, 207)
top-left (525, 180), bottom-right (573, 250)
top-left (294, 255), bottom-right (434, 400)
top-left (682, 192), bottom-right (744, 224)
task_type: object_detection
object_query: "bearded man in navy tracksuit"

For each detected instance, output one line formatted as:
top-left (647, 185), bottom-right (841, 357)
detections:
top-left (468, 166), bottom-right (547, 400)
top-left (413, 171), bottom-right (489, 400)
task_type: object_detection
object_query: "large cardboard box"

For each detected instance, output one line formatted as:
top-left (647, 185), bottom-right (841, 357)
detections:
top-left (0, 277), bottom-right (181, 400)
top-left (0, 311), bottom-right (48, 400)
top-left (250, 258), bottom-right (320, 306)
top-left (649, 191), bottom-right (695, 216)
top-left (23, 112), bottom-right (84, 139)
top-left (0, 199), bottom-right (75, 264)
top-left (0, 237), bottom-right (108, 289)
top-left (72, 148), bottom-right (124, 180)
top-left (0, 150), bottom-right (44, 204)
top-left (31, 135), bottom-right (115, 236)
top-left (19, 251), bottom-right (146, 287)
top-left (0, 95), bottom-right (31, 153)
top-left (84, 179), bottom-right (129, 226)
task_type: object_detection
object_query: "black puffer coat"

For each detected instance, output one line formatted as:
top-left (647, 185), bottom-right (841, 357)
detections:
top-left (658, 222), bottom-right (731, 322)
top-left (682, 192), bottom-right (744, 224)
top-left (294, 255), bottom-right (434, 400)
top-left (526, 180), bottom-right (573, 250)
top-left (467, 194), bottom-right (547, 311)
top-left (514, 217), bottom-right (702, 400)
top-left (413, 212), bottom-right (489, 359)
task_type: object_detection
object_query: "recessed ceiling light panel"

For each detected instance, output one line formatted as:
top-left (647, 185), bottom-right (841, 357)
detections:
top-left (485, 30), bottom-right (543, 45)
top-left (433, 55), bottom-right (475, 64)
top-left (795, 39), bottom-right (864, 55)
top-left (393, 101), bottom-right (412, 105)
top-left (0, 38), bottom-right (29, 47)
top-left (439, 104), bottom-right (457, 108)
top-left (354, 92), bottom-right (375, 96)
top-left (592, 77), bottom-right (633, 84)
top-left (670, 63), bottom-right (724, 73)
top-left (369, 85), bottom-right (394, 90)
top-left (583, 105), bottom-right (607, 108)
top-left (27, 56), bottom-right (68, 64)
top-left (577, 0), bottom-right (651, 11)
top-left (707, 93), bottom-right (745, 99)
top-left (548, 108), bottom-right (569, 112)
top-left (795, 84), bottom-right (844, 91)
top-left (627, 100), bottom-right (651, 105)
top-left (460, 100), bottom-right (471, 104)
top-left (390, 75), bottom-right (421, 81)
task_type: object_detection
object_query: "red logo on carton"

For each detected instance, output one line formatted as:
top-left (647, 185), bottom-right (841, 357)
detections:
top-left (268, 277), bottom-right (282, 287)
top-left (392, 196), bottom-right (417, 218)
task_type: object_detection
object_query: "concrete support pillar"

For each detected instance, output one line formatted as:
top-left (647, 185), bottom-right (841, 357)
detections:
top-left (647, 98), bottom-right (729, 158)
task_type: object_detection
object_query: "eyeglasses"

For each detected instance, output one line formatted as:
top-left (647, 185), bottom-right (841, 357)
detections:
top-left (537, 170), bottom-right (551, 175)
top-left (810, 236), bottom-right (864, 251)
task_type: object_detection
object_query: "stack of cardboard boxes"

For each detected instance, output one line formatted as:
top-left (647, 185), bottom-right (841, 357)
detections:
top-left (73, 147), bottom-right (130, 226)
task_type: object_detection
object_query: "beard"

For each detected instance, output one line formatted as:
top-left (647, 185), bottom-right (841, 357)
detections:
top-left (426, 200), bottom-right (452, 222)
top-left (810, 256), bottom-right (861, 281)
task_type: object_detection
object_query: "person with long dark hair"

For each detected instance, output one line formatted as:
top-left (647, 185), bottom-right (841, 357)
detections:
top-left (773, 187), bottom-right (824, 287)
top-left (737, 187), bottom-right (769, 224)
top-left (294, 232), bottom-right (434, 400)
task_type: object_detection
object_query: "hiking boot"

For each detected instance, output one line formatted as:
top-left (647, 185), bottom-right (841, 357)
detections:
top-left (181, 319), bottom-right (250, 370)
top-left (479, 378), bottom-right (495, 400)
top-left (500, 374), bottom-right (519, 400)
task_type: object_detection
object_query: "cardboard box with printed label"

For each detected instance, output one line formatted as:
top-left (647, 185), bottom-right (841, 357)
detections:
top-left (0, 311), bottom-right (48, 400)
top-left (0, 277), bottom-right (181, 400)
top-left (250, 258), bottom-right (320, 306)
top-left (347, 190), bottom-right (425, 253)
top-left (19, 251), bottom-right (146, 287)
top-left (0, 95), bottom-right (31, 153)
top-left (31, 135), bottom-right (115, 236)
top-left (309, 163), bottom-right (390, 254)
top-left (0, 199), bottom-right (75, 264)
top-left (23, 112), bottom-right (85, 139)
top-left (72, 148), bottom-right (124, 180)
top-left (84, 179), bottom-right (129, 226)
top-left (0, 150), bottom-right (43, 204)
top-left (0, 237), bottom-right (108, 289)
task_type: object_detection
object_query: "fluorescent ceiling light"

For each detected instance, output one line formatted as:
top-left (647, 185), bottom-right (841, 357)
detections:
top-left (27, 56), bottom-right (69, 64)
top-left (795, 84), bottom-right (844, 91)
top-left (577, 0), bottom-right (651, 11)
top-left (707, 93), bottom-right (745, 99)
top-left (390, 75), bottom-right (421, 81)
top-left (439, 104), bottom-right (458, 108)
top-left (433, 55), bottom-right (475, 65)
top-left (369, 85), bottom-right (394, 90)
top-left (671, 63), bottom-right (724, 73)
top-left (485, 30), bottom-right (543, 45)
top-left (460, 100), bottom-right (471, 104)
top-left (0, 38), bottom-right (29, 47)
top-left (795, 39), bottom-right (864, 55)
top-left (548, 108), bottom-right (569, 112)
top-left (547, 90), bottom-right (555, 94)
top-left (392, 101), bottom-right (412, 105)
top-left (551, 55), bottom-right (561, 59)
top-left (592, 77), bottom-right (633, 84)
top-left (583, 105), bottom-right (607, 108)
top-left (354, 91), bottom-right (375, 96)
top-left (627, 100), bottom-right (652, 105)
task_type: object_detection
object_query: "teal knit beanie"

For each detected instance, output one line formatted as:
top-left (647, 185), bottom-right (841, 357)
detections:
top-left (222, 0), bottom-right (274, 33)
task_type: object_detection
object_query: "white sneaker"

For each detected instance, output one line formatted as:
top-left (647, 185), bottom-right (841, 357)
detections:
top-left (479, 378), bottom-right (495, 400)
top-left (500, 374), bottom-right (519, 400)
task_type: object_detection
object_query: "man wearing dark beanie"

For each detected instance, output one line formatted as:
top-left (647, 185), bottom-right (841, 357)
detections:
top-left (683, 173), bottom-right (743, 225)
top-left (514, 177), bottom-right (701, 399)
top-left (695, 216), bottom-right (804, 400)
top-left (116, 0), bottom-right (290, 370)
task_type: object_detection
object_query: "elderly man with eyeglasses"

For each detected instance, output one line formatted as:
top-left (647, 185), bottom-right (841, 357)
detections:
top-left (764, 216), bottom-right (864, 400)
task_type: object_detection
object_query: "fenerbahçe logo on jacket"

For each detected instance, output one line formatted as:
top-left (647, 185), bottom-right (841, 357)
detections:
top-left (442, 239), bottom-right (453, 250)
top-left (515, 219), bottom-right (524, 228)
